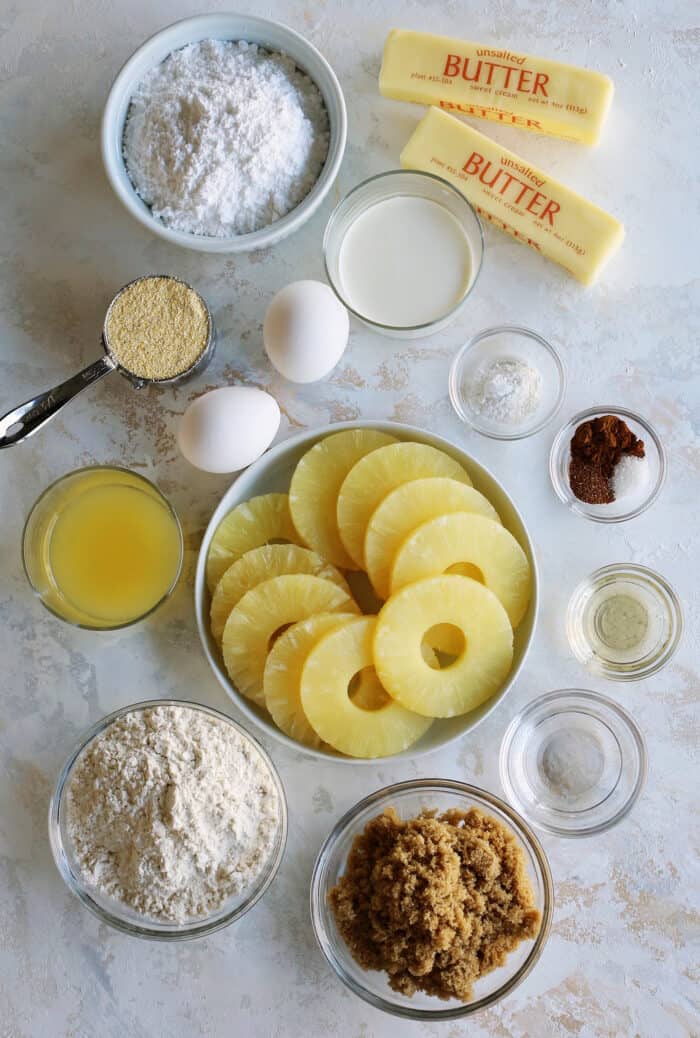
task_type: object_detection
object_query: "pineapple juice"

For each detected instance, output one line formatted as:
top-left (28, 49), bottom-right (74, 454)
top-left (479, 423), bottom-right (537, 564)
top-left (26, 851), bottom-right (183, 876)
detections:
top-left (23, 467), bottom-right (182, 628)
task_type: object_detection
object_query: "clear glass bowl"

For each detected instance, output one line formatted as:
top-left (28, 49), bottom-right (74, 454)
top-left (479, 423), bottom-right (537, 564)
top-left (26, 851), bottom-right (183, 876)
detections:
top-left (500, 690), bottom-right (647, 838)
top-left (323, 170), bottom-right (484, 338)
top-left (23, 466), bottom-right (184, 630)
top-left (310, 779), bottom-right (552, 1020)
top-left (49, 699), bottom-right (288, 940)
top-left (449, 326), bottom-right (565, 439)
top-left (567, 563), bottom-right (683, 680)
top-left (549, 406), bottom-right (666, 522)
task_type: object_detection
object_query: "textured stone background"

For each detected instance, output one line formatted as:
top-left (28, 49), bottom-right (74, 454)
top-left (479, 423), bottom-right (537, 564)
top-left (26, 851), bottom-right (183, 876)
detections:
top-left (0, 1), bottom-right (698, 1036)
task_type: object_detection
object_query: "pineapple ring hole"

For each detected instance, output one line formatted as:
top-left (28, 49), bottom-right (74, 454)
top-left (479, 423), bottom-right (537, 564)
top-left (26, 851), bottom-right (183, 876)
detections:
top-left (445, 562), bottom-right (485, 583)
top-left (347, 667), bottom-right (392, 711)
top-left (268, 623), bottom-right (294, 650)
top-left (345, 570), bottom-right (384, 615)
top-left (421, 624), bottom-right (467, 670)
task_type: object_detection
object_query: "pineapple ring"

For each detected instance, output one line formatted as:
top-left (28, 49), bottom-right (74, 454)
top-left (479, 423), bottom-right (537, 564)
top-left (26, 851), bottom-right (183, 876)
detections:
top-left (373, 575), bottom-right (514, 718)
top-left (206, 493), bottom-right (299, 593)
top-left (337, 442), bottom-right (472, 570)
top-left (390, 513), bottom-right (532, 628)
top-left (301, 616), bottom-right (433, 758)
top-left (222, 574), bottom-right (359, 706)
top-left (364, 477), bottom-right (501, 600)
top-left (289, 429), bottom-right (397, 569)
top-left (210, 544), bottom-right (351, 645)
top-left (264, 612), bottom-right (358, 749)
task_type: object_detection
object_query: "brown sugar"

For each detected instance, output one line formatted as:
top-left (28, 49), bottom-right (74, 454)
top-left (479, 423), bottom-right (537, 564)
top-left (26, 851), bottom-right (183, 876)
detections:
top-left (328, 806), bottom-right (541, 1002)
top-left (569, 414), bottom-right (645, 505)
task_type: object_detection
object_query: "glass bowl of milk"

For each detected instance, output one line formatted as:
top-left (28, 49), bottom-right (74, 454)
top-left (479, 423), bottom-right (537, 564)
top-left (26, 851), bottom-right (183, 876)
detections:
top-left (323, 170), bottom-right (484, 338)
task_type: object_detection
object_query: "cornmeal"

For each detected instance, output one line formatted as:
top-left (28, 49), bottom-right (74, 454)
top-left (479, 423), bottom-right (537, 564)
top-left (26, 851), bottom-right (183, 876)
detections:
top-left (329, 806), bottom-right (541, 1001)
top-left (105, 276), bottom-right (209, 381)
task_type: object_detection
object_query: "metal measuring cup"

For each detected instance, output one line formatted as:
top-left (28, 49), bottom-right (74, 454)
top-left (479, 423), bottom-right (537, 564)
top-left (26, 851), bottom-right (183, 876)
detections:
top-left (0, 275), bottom-right (216, 448)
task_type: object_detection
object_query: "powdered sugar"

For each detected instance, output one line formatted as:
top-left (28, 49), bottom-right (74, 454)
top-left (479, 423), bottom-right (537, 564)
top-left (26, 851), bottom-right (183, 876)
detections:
top-left (123, 39), bottom-right (329, 236)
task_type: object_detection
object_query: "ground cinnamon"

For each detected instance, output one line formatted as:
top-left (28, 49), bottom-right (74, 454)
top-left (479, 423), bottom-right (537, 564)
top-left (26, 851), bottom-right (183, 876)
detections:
top-left (569, 415), bottom-right (645, 505)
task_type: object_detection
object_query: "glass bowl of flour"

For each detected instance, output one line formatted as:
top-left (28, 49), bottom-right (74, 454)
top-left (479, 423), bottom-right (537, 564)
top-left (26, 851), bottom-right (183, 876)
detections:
top-left (102, 14), bottom-right (347, 252)
top-left (49, 700), bottom-right (287, 939)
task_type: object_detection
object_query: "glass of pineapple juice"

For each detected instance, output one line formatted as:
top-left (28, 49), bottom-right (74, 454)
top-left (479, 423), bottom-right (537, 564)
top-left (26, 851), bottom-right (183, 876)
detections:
top-left (23, 466), bottom-right (183, 629)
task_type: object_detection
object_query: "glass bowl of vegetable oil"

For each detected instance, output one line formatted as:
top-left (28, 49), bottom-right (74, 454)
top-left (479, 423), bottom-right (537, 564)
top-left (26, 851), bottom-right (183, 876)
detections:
top-left (566, 563), bottom-right (682, 681)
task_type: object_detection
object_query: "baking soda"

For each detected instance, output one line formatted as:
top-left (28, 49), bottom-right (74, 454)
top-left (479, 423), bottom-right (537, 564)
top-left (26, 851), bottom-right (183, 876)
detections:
top-left (469, 357), bottom-right (542, 425)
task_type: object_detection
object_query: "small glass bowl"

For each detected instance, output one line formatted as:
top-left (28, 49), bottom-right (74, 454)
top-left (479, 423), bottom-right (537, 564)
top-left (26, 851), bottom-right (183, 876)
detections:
top-left (449, 326), bottom-right (565, 439)
top-left (499, 690), bottom-right (647, 838)
top-left (49, 699), bottom-right (288, 940)
top-left (310, 779), bottom-right (552, 1020)
top-left (22, 466), bottom-right (184, 630)
top-left (323, 170), bottom-right (484, 339)
top-left (567, 563), bottom-right (683, 681)
top-left (549, 406), bottom-right (666, 522)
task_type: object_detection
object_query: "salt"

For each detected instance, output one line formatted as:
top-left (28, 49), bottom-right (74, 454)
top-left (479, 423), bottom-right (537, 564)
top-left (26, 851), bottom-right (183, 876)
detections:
top-left (123, 39), bottom-right (329, 236)
top-left (612, 453), bottom-right (649, 500)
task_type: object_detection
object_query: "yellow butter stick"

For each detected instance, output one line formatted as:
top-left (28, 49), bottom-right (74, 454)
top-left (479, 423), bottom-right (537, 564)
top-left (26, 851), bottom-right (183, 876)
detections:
top-left (380, 29), bottom-right (614, 146)
top-left (400, 107), bottom-right (624, 285)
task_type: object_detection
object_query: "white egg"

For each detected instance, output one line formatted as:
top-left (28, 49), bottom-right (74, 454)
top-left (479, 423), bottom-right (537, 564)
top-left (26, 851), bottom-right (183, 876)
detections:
top-left (177, 386), bottom-right (280, 474)
top-left (263, 280), bottom-right (349, 383)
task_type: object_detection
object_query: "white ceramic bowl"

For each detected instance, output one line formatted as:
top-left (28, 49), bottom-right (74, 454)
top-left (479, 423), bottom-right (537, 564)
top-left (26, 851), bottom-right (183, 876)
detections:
top-left (102, 14), bottom-right (347, 252)
top-left (195, 421), bottom-right (539, 763)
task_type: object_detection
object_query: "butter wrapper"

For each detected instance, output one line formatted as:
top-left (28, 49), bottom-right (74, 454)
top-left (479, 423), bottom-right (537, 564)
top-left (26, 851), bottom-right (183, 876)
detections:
top-left (381, 29), bottom-right (614, 146)
top-left (401, 107), bottom-right (624, 284)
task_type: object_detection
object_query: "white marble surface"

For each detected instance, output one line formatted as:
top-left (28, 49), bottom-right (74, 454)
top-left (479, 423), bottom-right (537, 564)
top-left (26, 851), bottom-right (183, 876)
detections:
top-left (1, 1), bottom-right (698, 1035)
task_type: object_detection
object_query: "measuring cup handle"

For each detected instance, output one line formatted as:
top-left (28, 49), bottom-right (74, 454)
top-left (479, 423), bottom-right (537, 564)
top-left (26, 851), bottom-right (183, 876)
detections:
top-left (0, 355), bottom-right (116, 448)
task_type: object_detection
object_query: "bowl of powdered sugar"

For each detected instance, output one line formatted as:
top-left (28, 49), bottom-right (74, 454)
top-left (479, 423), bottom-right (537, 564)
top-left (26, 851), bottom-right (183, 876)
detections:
top-left (49, 700), bottom-right (287, 939)
top-left (102, 14), bottom-right (346, 252)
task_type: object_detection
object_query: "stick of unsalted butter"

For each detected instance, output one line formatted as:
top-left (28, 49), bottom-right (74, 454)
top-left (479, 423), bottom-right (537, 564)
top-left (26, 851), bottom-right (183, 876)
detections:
top-left (380, 29), bottom-right (614, 146)
top-left (400, 107), bottom-right (624, 285)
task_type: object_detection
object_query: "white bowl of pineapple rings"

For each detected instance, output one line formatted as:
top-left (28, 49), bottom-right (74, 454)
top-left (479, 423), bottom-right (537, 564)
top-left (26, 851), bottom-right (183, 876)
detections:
top-left (195, 421), bottom-right (538, 763)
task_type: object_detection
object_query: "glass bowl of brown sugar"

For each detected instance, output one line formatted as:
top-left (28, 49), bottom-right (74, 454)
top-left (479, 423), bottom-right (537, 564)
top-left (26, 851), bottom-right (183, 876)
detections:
top-left (549, 406), bottom-right (666, 522)
top-left (310, 779), bottom-right (552, 1021)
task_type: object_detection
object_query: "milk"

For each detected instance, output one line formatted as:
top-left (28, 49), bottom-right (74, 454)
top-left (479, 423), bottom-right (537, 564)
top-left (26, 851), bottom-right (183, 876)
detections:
top-left (337, 195), bottom-right (472, 328)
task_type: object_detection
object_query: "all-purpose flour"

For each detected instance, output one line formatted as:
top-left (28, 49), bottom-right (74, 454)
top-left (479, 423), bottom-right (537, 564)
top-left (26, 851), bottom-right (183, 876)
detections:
top-left (123, 39), bottom-right (329, 236)
top-left (66, 705), bottom-right (281, 923)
